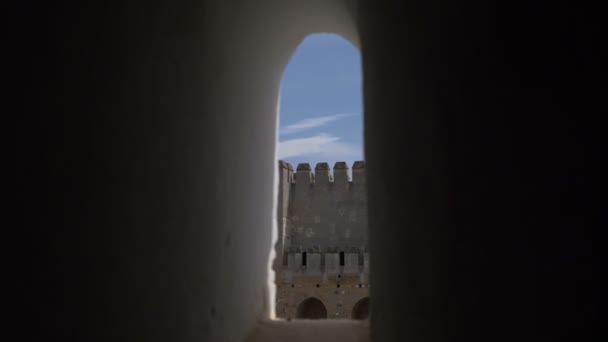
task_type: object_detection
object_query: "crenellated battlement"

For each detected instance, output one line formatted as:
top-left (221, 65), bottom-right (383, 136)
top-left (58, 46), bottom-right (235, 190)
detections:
top-left (280, 160), bottom-right (366, 187)
top-left (276, 159), bottom-right (368, 266)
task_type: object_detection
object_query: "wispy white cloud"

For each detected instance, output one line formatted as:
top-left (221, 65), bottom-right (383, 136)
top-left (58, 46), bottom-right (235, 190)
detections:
top-left (278, 133), bottom-right (361, 160)
top-left (279, 113), bottom-right (355, 135)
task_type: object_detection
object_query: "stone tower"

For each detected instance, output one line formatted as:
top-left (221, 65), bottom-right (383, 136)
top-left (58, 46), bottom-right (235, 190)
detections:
top-left (274, 160), bottom-right (370, 319)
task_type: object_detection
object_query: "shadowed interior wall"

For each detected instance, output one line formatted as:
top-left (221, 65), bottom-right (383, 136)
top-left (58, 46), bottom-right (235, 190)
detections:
top-left (359, 1), bottom-right (603, 341)
top-left (23, 0), bottom-right (603, 341)
top-left (25, 0), bottom-right (358, 341)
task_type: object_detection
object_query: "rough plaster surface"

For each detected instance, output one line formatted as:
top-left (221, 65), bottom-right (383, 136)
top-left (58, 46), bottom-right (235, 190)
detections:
top-left (27, 0), bottom-right (359, 341)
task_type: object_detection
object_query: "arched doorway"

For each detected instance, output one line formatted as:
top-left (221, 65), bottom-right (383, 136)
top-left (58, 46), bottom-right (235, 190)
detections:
top-left (296, 297), bottom-right (328, 319)
top-left (351, 297), bottom-right (370, 319)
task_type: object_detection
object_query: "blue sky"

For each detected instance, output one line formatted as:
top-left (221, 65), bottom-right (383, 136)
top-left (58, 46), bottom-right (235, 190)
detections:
top-left (277, 34), bottom-right (363, 170)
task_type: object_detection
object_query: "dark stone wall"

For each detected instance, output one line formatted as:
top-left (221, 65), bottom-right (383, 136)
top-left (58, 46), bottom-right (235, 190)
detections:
top-left (359, 0), bottom-right (605, 341)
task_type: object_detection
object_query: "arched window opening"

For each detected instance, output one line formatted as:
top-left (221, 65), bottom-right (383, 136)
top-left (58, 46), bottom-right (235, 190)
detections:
top-left (274, 33), bottom-right (368, 321)
top-left (352, 297), bottom-right (370, 320)
top-left (277, 33), bottom-right (363, 168)
top-left (296, 297), bottom-right (328, 319)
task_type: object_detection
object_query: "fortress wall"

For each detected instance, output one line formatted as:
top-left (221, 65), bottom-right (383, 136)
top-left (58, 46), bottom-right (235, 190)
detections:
top-left (279, 161), bottom-right (368, 253)
top-left (275, 160), bottom-right (370, 319)
top-left (284, 252), bottom-right (365, 274)
top-left (274, 161), bottom-right (294, 271)
top-left (275, 278), bottom-right (370, 320)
